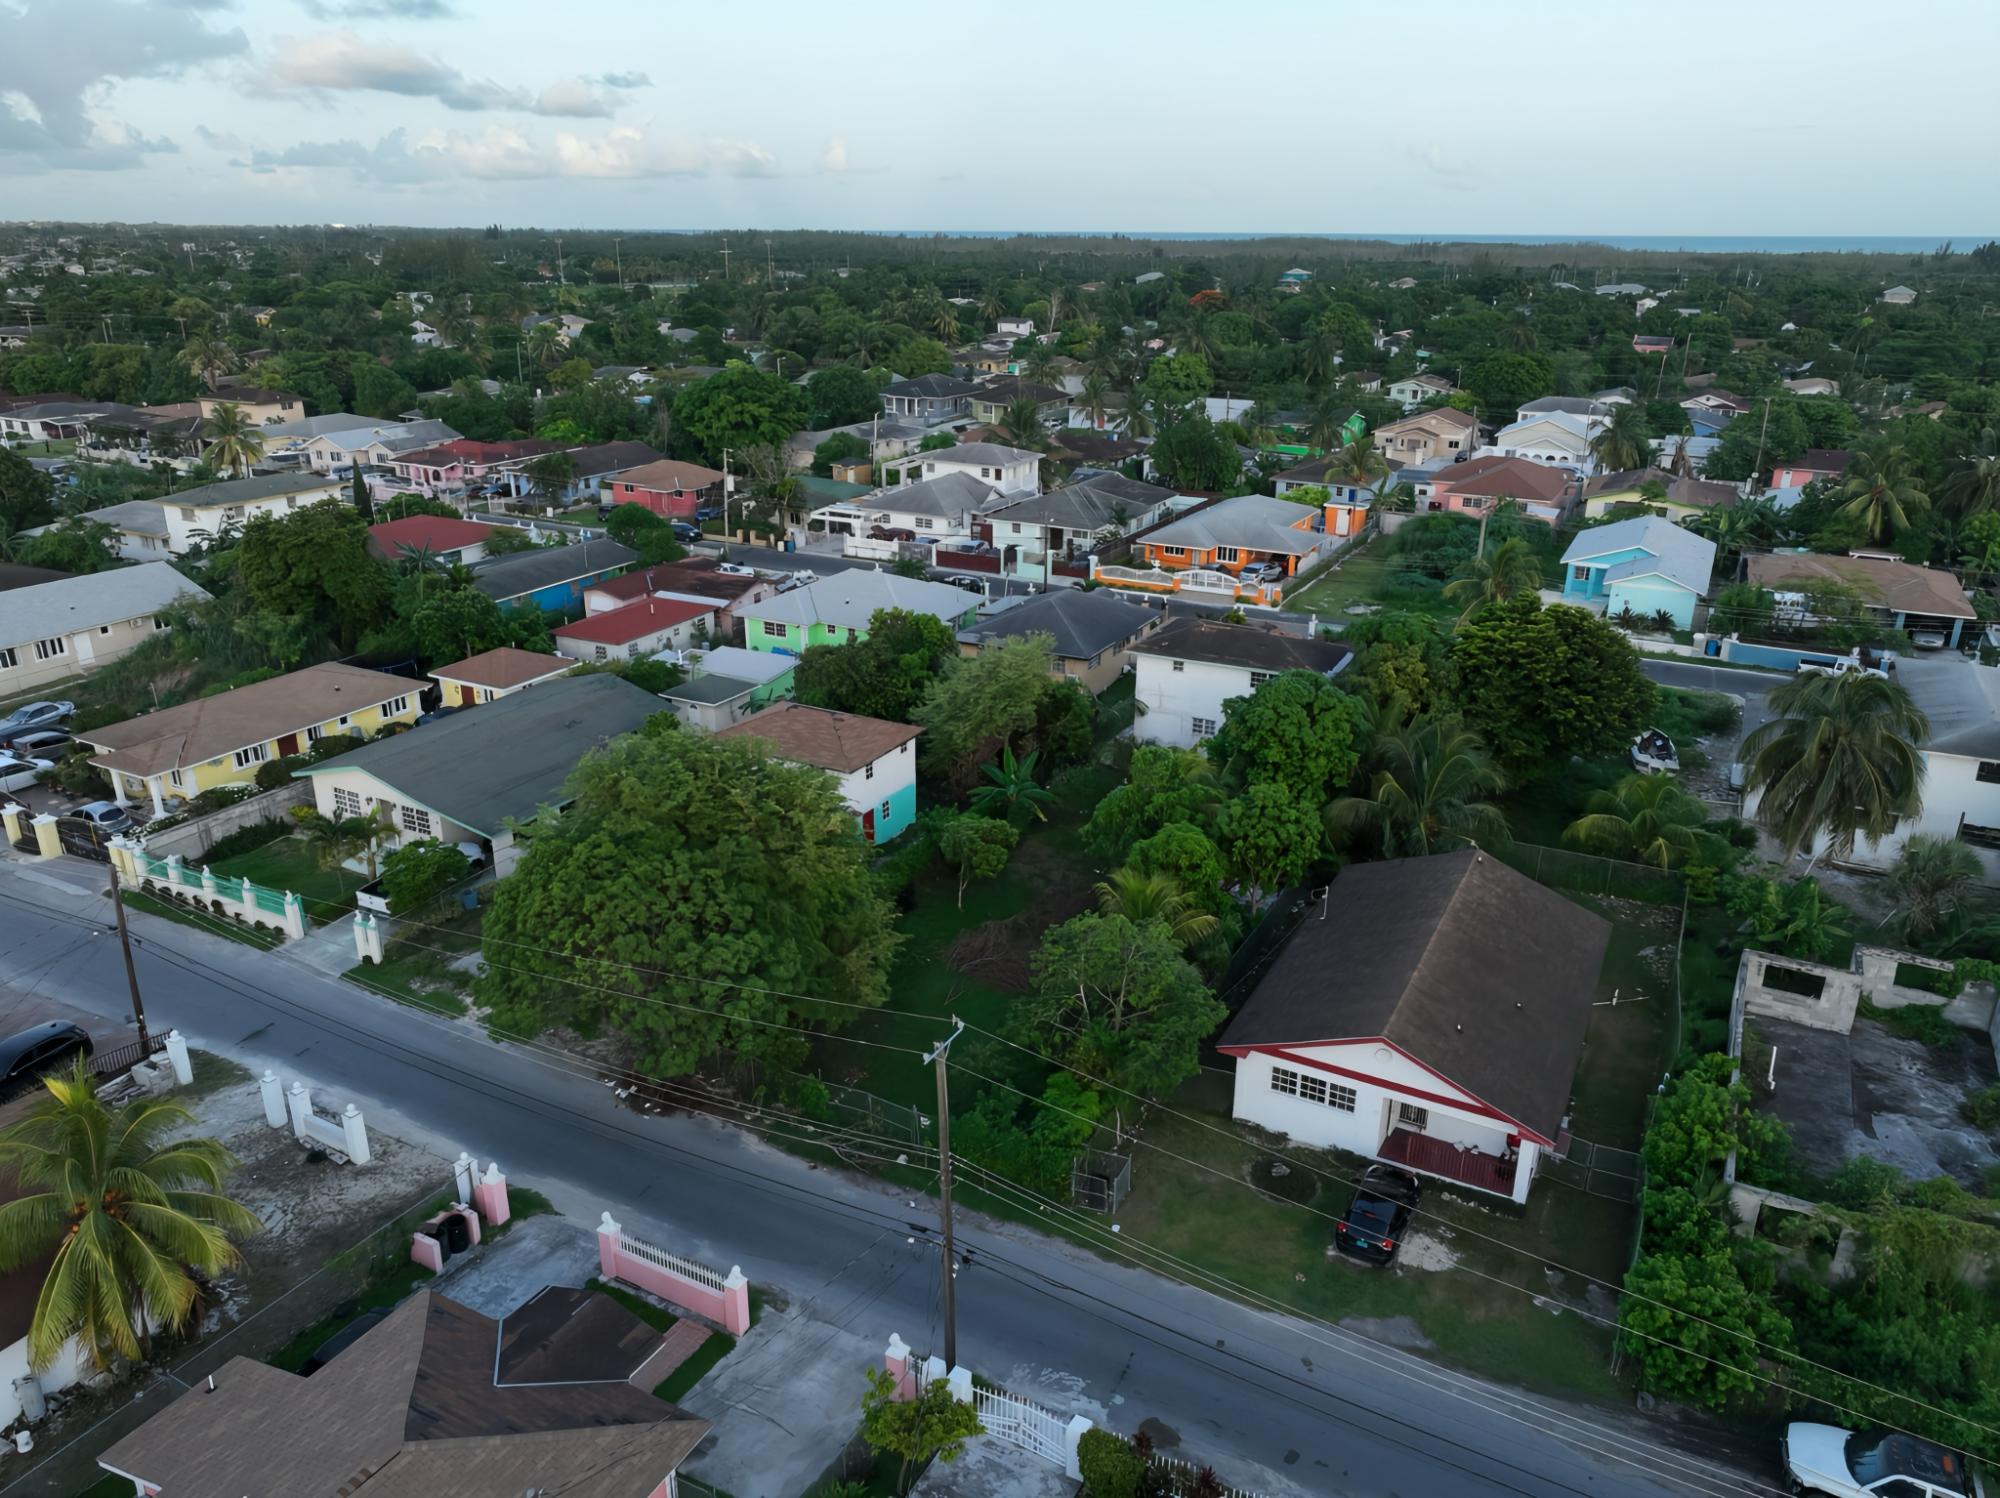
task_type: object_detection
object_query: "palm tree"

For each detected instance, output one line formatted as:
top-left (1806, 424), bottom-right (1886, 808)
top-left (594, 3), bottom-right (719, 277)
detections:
top-left (969, 746), bottom-right (1055, 822)
top-left (1742, 672), bottom-right (1929, 867)
top-left (1563, 774), bottom-right (1710, 870)
top-left (1589, 401), bottom-right (1651, 472)
top-left (1881, 834), bottom-right (1986, 943)
top-left (978, 286), bottom-right (1007, 325)
top-left (1443, 535), bottom-right (1543, 619)
top-left (1327, 715), bottom-right (1509, 857)
top-left (1093, 868), bottom-right (1219, 948)
top-left (1833, 446), bottom-right (1928, 543)
top-left (180, 333), bottom-right (236, 391)
top-left (1661, 433), bottom-right (1698, 478)
top-left (298, 809), bottom-right (395, 883)
top-left (1077, 372), bottom-right (1111, 431)
top-left (0, 1060), bottom-right (260, 1373)
top-left (1175, 309), bottom-right (1218, 364)
top-left (523, 321), bottom-right (566, 372)
top-left (1334, 434), bottom-right (1388, 487)
top-left (1937, 427), bottom-right (2000, 519)
top-left (997, 397), bottom-right (1048, 450)
top-left (1693, 494), bottom-right (1778, 559)
top-left (199, 402), bottom-right (265, 478)
top-left (1306, 395), bottom-right (1354, 455)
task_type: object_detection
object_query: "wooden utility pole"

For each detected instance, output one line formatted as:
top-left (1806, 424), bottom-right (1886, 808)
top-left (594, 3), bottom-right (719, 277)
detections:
top-left (106, 857), bottom-right (151, 1049)
top-left (921, 1018), bottom-right (966, 1370)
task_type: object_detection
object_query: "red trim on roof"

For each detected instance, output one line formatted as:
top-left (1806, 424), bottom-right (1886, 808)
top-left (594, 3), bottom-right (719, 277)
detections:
top-left (553, 596), bottom-right (714, 645)
top-left (1216, 1039), bottom-right (1549, 1146)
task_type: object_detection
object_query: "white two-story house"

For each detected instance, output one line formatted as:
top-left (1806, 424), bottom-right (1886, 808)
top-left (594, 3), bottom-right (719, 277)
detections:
top-left (1128, 617), bottom-right (1352, 748)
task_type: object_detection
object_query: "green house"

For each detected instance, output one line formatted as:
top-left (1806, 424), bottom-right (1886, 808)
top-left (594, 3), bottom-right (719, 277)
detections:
top-left (737, 571), bottom-right (980, 655)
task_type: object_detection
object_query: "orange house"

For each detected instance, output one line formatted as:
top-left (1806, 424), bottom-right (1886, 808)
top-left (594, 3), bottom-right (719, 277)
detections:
top-left (1097, 492), bottom-right (1367, 605)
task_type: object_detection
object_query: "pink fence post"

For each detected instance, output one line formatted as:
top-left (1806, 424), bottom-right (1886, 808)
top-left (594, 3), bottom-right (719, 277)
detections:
top-left (885, 1334), bottom-right (917, 1402)
top-left (410, 1233), bottom-right (443, 1273)
top-left (721, 1266), bottom-right (750, 1336)
top-left (457, 1204), bottom-right (481, 1246)
top-left (597, 1212), bottom-right (623, 1279)
top-left (472, 1162), bottom-right (510, 1226)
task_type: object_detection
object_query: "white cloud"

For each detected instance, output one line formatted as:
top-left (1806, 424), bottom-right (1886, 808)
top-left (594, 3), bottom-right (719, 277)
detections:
top-left (819, 137), bottom-right (849, 173)
top-left (297, 0), bottom-right (457, 17)
top-left (258, 31), bottom-right (621, 116)
top-left (249, 124), bottom-right (782, 182)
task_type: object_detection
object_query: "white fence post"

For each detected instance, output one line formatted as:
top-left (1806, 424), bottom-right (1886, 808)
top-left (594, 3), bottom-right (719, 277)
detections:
top-left (163, 1030), bottom-right (193, 1086)
top-left (353, 911), bottom-right (385, 964)
top-left (341, 1104), bottom-right (371, 1166)
top-left (260, 1070), bottom-right (286, 1128)
top-left (286, 1081), bottom-right (311, 1134)
top-left (921, 1354), bottom-right (948, 1388)
top-left (946, 1366), bottom-right (972, 1403)
top-left (452, 1151), bottom-right (476, 1202)
top-left (1063, 1416), bottom-right (1092, 1481)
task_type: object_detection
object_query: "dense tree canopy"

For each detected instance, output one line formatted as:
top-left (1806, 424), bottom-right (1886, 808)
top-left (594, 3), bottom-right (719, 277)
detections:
top-left (1452, 598), bottom-right (1656, 769)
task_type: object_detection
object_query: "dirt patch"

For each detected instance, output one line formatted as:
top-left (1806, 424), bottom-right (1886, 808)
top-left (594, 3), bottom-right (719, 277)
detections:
top-left (944, 845), bottom-right (1093, 993)
top-left (1393, 1229), bottom-right (1461, 1273)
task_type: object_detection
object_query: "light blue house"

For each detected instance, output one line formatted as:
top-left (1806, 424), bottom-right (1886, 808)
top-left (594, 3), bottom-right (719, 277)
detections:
top-left (1560, 515), bottom-right (1717, 631)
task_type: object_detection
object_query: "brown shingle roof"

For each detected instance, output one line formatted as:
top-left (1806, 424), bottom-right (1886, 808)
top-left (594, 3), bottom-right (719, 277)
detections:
top-left (1584, 467), bottom-right (1738, 510)
top-left (589, 559), bottom-right (767, 606)
top-left (612, 458), bottom-right (727, 494)
top-left (1743, 551), bottom-right (1975, 621)
top-left (431, 647), bottom-right (574, 691)
top-left (1126, 617), bottom-right (1352, 675)
top-left (81, 663), bottom-right (414, 777)
top-left (1219, 850), bottom-right (1609, 1142)
top-left (713, 702), bottom-right (919, 772)
top-left (1433, 455), bottom-right (1572, 503)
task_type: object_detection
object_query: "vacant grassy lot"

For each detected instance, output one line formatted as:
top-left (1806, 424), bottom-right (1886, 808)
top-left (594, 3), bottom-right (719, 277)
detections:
top-left (1285, 538), bottom-right (1457, 624)
top-left (347, 902), bottom-right (484, 1017)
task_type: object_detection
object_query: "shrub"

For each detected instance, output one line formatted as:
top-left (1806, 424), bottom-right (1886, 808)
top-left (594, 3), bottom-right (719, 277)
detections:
top-left (190, 784), bottom-right (256, 814)
top-left (1959, 1083), bottom-right (2000, 1132)
top-left (1076, 1429), bottom-right (1143, 1498)
top-left (201, 818), bottom-right (291, 864)
top-left (256, 755), bottom-right (308, 791)
top-left (380, 839), bottom-right (472, 914)
top-left (1859, 999), bottom-right (1959, 1048)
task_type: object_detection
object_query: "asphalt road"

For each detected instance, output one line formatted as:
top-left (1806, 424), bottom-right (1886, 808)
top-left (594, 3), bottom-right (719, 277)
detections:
top-left (1640, 658), bottom-right (1782, 755)
top-left (0, 858), bottom-right (1777, 1498)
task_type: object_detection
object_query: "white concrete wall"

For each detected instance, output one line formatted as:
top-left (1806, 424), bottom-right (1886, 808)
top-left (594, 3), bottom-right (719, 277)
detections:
top-left (830, 740), bottom-right (916, 819)
top-left (0, 1333), bottom-right (87, 1430)
top-left (2, 611), bottom-right (170, 694)
top-left (1229, 1048), bottom-right (1509, 1156)
top-left (305, 765), bottom-right (480, 851)
top-left (1133, 656), bottom-right (1255, 748)
top-left (554, 612), bottom-right (707, 663)
top-left (1747, 749), bottom-right (2000, 882)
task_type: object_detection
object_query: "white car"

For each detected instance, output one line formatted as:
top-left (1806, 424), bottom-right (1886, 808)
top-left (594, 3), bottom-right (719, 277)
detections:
top-left (1796, 655), bottom-right (1889, 681)
top-left (0, 753), bottom-right (53, 794)
top-left (1782, 1423), bottom-right (1981, 1498)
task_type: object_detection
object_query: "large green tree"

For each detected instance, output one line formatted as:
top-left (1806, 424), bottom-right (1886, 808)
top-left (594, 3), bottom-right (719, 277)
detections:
top-left (1327, 713), bottom-right (1509, 857)
top-left (236, 500), bottom-right (392, 649)
top-left (0, 1061), bottom-right (261, 1374)
top-left (805, 365), bottom-right (883, 428)
top-left (1465, 351), bottom-right (1553, 415)
top-left (793, 608), bottom-right (956, 722)
top-left (1563, 773), bottom-right (1710, 870)
top-left (1742, 672), bottom-right (1928, 865)
top-left (477, 727), bottom-right (899, 1075)
top-left (1203, 669), bottom-right (1366, 802)
top-left (1218, 779), bottom-right (1324, 888)
top-left (912, 635), bottom-right (1054, 782)
top-left (1452, 598), bottom-right (1656, 770)
top-left (668, 363), bottom-right (810, 467)
top-left (0, 447), bottom-right (56, 540)
top-left (1082, 747), bottom-right (1220, 860)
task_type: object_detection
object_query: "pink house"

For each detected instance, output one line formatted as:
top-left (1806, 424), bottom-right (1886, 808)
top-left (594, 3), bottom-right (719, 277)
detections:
top-left (1425, 455), bottom-right (1575, 525)
top-left (376, 438), bottom-right (563, 506)
top-left (603, 458), bottom-right (729, 520)
top-left (1770, 448), bottom-right (1854, 488)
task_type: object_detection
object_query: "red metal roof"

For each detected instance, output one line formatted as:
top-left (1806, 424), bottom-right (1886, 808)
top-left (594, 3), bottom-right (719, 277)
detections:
top-left (553, 595), bottom-right (714, 645)
top-left (367, 515), bottom-right (497, 557)
top-left (394, 438), bottom-right (557, 468)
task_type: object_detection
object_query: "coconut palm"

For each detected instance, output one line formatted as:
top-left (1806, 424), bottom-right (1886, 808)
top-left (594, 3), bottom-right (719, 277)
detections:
top-left (1443, 535), bottom-right (1543, 619)
top-left (297, 808), bottom-right (395, 883)
top-left (1693, 494), bottom-right (1778, 558)
top-left (997, 397), bottom-right (1048, 450)
top-left (1834, 446), bottom-right (1928, 543)
top-left (1742, 672), bottom-right (1929, 867)
top-left (1176, 309), bottom-right (1218, 365)
top-left (1334, 434), bottom-right (1388, 487)
top-left (180, 333), bottom-right (236, 392)
top-left (1076, 372), bottom-right (1112, 431)
top-left (978, 286), bottom-right (1007, 325)
top-left (1589, 401), bottom-right (1652, 472)
top-left (968, 746), bottom-right (1055, 822)
top-left (1937, 427), bottom-right (2000, 520)
top-left (1881, 834), bottom-right (1987, 943)
top-left (1563, 774), bottom-right (1710, 870)
top-left (1661, 433), bottom-right (1698, 478)
top-left (199, 402), bottom-right (265, 478)
top-left (1093, 868), bottom-right (1219, 948)
top-left (523, 321), bottom-right (566, 372)
top-left (1327, 715), bottom-right (1509, 858)
top-left (0, 1060), bottom-right (260, 1373)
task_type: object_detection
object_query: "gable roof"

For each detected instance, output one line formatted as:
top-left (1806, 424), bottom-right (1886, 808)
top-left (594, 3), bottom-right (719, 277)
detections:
top-left (959, 588), bottom-right (1158, 660)
top-left (366, 515), bottom-right (497, 558)
top-left (298, 673), bottom-right (661, 837)
top-left (1219, 850), bottom-right (1609, 1141)
top-left (863, 470), bottom-right (1000, 522)
top-left (0, 562), bottom-right (72, 591)
top-left (1127, 616), bottom-right (1351, 675)
top-left (970, 376), bottom-right (1069, 405)
top-left (163, 471), bottom-right (345, 510)
top-left (82, 662), bottom-right (409, 776)
top-left (430, 647), bottom-right (573, 691)
top-left (920, 441), bottom-right (1041, 469)
top-left (588, 558), bottom-right (767, 606)
top-left (1493, 411), bottom-right (1595, 446)
top-left (883, 372), bottom-right (978, 400)
top-left (1375, 406), bottom-right (1476, 438)
top-left (713, 701), bottom-right (918, 772)
top-left (1561, 515), bottom-right (1717, 596)
top-left (1743, 551), bottom-right (1974, 621)
top-left (469, 538), bottom-right (636, 602)
top-left (0, 562), bottom-right (206, 651)
top-left (1893, 656), bottom-right (2000, 759)
top-left (1518, 396), bottom-right (1608, 418)
top-left (612, 457), bottom-right (727, 493)
top-left (1583, 467), bottom-right (1738, 511)
top-left (737, 570), bottom-right (973, 632)
top-left (76, 499), bottom-right (171, 536)
top-left (1434, 455), bottom-right (1573, 504)
top-left (568, 440), bottom-right (663, 478)
top-left (95, 1290), bottom-right (707, 1498)
top-left (553, 595), bottom-right (715, 646)
top-left (687, 643), bottom-right (794, 685)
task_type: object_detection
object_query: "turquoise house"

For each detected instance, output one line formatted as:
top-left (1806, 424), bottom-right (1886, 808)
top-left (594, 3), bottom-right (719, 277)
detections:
top-left (737, 571), bottom-right (980, 655)
top-left (1560, 514), bottom-right (1716, 630)
top-left (713, 701), bottom-right (922, 844)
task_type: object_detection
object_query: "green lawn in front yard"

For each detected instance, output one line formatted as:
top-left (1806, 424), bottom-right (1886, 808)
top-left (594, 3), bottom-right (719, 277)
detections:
top-left (120, 887), bottom-right (282, 949)
top-left (1283, 539), bottom-right (1457, 624)
top-left (210, 835), bottom-right (361, 921)
top-left (346, 902), bottom-right (484, 1016)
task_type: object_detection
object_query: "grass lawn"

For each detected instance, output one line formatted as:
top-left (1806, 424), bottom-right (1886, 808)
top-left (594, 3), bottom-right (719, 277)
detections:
top-left (1284, 538), bottom-right (1457, 624)
top-left (120, 887), bottom-right (281, 949)
top-left (346, 902), bottom-right (484, 1017)
top-left (1566, 896), bottom-right (1679, 1147)
top-left (210, 835), bottom-right (362, 921)
top-left (177, 1048), bottom-right (254, 1103)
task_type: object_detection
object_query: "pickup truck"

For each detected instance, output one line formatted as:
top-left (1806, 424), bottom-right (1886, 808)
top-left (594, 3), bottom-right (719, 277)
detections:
top-left (1796, 654), bottom-right (1890, 680)
top-left (1782, 1423), bottom-right (1983, 1497)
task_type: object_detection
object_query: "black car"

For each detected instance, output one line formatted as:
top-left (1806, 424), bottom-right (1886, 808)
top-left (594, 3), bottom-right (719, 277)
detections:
top-left (0, 1021), bottom-right (94, 1091)
top-left (1334, 1165), bottom-right (1422, 1265)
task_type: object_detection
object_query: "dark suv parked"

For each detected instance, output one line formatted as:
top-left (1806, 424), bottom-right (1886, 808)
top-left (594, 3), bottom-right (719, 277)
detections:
top-left (1334, 1165), bottom-right (1422, 1265)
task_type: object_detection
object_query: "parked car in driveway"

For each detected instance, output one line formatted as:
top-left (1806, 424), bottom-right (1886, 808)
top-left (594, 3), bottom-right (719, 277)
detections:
top-left (1781, 1423), bottom-right (1981, 1497)
top-left (1333, 1165), bottom-right (1422, 1265)
top-left (0, 700), bottom-right (74, 739)
top-left (0, 1021), bottom-right (94, 1091)
top-left (72, 801), bottom-right (132, 835)
top-left (4, 729), bottom-right (72, 758)
top-left (0, 753), bottom-right (54, 793)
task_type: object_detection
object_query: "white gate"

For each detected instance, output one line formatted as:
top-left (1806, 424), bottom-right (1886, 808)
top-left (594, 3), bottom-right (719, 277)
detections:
top-left (972, 1387), bottom-right (1067, 1466)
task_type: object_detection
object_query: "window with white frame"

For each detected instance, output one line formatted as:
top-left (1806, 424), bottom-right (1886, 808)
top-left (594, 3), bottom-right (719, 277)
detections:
top-left (400, 804), bottom-right (432, 836)
top-left (233, 743), bottom-right (269, 768)
top-left (1268, 1065), bottom-right (1356, 1112)
top-left (0, 648), bottom-right (15, 670)
top-left (307, 724), bottom-right (325, 742)
top-left (594, 645), bottom-right (609, 661)
top-left (1249, 671), bottom-right (1275, 688)
top-left (1215, 547), bottom-right (1240, 563)
top-left (865, 763), bottom-right (875, 780)
top-left (1191, 716), bottom-right (1218, 739)
top-left (383, 695), bottom-right (410, 715)
top-left (33, 637), bottom-right (67, 661)
top-left (766, 621), bottom-right (789, 640)
top-left (332, 786), bottom-right (364, 819)
top-left (1171, 659), bottom-right (1184, 672)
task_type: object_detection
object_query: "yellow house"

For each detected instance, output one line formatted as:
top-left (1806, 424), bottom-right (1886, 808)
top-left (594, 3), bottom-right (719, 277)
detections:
top-left (1581, 467), bottom-right (1739, 523)
top-left (81, 662), bottom-right (421, 818)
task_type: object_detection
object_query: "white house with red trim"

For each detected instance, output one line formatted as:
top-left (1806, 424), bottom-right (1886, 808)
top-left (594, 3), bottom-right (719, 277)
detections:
top-left (1218, 849), bottom-right (1609, 1205)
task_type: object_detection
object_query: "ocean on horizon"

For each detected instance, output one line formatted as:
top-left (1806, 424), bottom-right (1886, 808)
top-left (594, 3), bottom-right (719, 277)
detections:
top-left (877, 231), bottom-right (1984, 255)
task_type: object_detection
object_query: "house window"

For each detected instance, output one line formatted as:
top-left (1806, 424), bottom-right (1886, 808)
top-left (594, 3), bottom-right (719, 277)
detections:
top-left (168, 768), bottom-right (185, 790)
top-left (1977, 762), bottom-right (2000, 785)
top-left (1249, 671), bottom-right (1275, 688)
top-left (880, 800), bottom-right (891, 819)
top-left (333, 786), bottom-right (364, 819)
top-left (33, 637), bottom-right (67, 661)
top-left (1191, 716), bottom-right (1218, 739)
top-left (179, 507), bottom-right (196, 521)
top-left (1160, 545), bottom-right (1186, 558)
top-left (233, 743), bottom-right (269, 769)
top-left (1397, 1103), bottom-right (1429, 1131)
top-left (152, 616), bottom-right (169, 629)
top-left (0, 648), bottom-right (14, 670)
top-left (1572, 565), bottom-right (1591, 581)
top-left (766, 621), bottom-right (789, 640)
top-left (915, 517), bottom-right (934, 530)
top-left (400, 804), bottom-right (432, 836)
top-left (99, 624), bottom-right (112, 636)
top-left (384, 695), bottom-right (410, 715)
top-left (865, 764), bottom-right (875, 780)
top-left (307, 724), bottom-right (325, 742)
top-left (1269, 1066), bottom-right (1356, 1112)
top-left (594, 645), bottom-right (609, 661)
top-left (1215, 547), bottom-right (1241, 563)
top-left (1171, 659), bottom-right (1184, 672)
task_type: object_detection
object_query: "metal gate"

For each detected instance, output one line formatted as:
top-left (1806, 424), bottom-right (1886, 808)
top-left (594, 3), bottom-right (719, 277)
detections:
top-left (972, 1388), bottom-right (1067, 1466)
top-left (1545, 1135), bottom-right (1643, 1200)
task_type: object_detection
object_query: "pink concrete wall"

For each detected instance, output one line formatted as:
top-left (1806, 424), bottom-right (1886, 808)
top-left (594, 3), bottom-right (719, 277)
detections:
top-left (473, 1171), bottom-right (510, 1227)
top-left (597, 1220), bottom-right (750, 1335)
top-left (410, 1233), bottom-right (443, 1273)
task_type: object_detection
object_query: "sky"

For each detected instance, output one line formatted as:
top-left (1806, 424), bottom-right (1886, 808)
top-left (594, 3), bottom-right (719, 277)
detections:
top-left (0, 0), bottom-right (1995, 235)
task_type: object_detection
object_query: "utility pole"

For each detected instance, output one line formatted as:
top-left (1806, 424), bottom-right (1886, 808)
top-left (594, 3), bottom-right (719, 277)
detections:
top-left (105, 858), bottom-right (151, 1050)
top-left (765, 239), bottom-right (774, 285)
top-left (921, 1019), bottom-right (965, 1370)
top-left (721, 447), bottom-right (734, 537)
top-left (1751, 395), bottom-right (1774, 491)
top-left (719, 238), bottom-right (732, 281)
top-left (613, 237), bottom-right (624, 290)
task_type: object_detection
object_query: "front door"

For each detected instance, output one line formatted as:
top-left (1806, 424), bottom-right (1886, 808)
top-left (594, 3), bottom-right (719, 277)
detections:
top-left (277, 734), bottom-right (300, 756)
top-left (459, 684), bottom-right (476, 707)
top-left (861, 807), bottom-right (876, 844)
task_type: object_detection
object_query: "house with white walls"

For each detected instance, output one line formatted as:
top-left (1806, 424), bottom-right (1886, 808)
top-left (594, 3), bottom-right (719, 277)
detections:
top-left (713, 702), bottom-right (921, 844)
top-left (1219, 849), bottom-right (1610, 1205)
top-left (1128, 618), bottom-right (1351, 748)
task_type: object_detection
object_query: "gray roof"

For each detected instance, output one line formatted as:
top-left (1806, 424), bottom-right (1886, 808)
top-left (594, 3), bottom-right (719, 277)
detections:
top-left (2, 400), bottom-right (132, 422)
top-left (1561, 515), bottom-right (1716, 597)
top-left (1142, 494), bottom-right (1328, 557)
top-left (687, 645), bottom-right (792, 685)
top-left (311, 418), bottom-right (459, 453)
top-left (299, 673), bottom-right (661, 837)
top-left (0, 562), bottom-right (207, 650)
top-left (1128, 616), bottom-right (1351, 675)
top-left (883, 373), bottom-right (978, 400)
top-left (665, 674), bottom-right (757, 707)
top-left (959, 588), bottom-right (1158, 661)
top-left (865, 471), bottom-right (999, 522)
top-left (921, 441), bottom-right (1041, 469)
top-left (78, 499), bottom-right (170, 536)
top-left (1892, 658), bottom-right (2000, 759)
top-left (258, 412), bottom-right (371, 441)
top-left (469, 538), bottom-right (636, 602)
top-left (1220, 850), bottom-right (1610, 1140)
top-left (1519, 396), bottom-right (1608, 418)
top-left (166, 471), bottom-right (346, 510)
top-left (738, 570), bottom-right (974, 632)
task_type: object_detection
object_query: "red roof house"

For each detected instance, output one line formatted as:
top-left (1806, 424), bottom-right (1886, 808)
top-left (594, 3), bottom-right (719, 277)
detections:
top-left (552, 596), bottom-right (717, 663)
top-left (367, 515), bottom-right (499, 564)
top-left (602, 459), bottom-right (729, 520)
